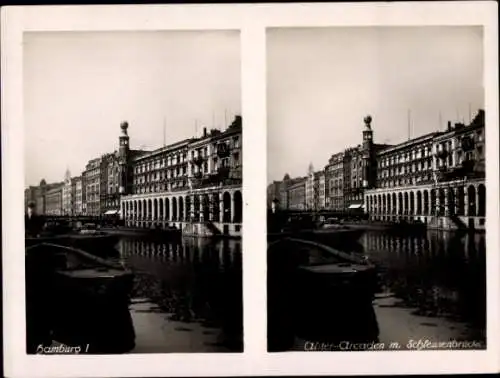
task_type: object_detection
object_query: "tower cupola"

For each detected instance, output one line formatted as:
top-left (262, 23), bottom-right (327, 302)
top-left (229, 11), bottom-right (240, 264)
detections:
top-left (118, 121), bottom-right (130, 195)
top-left (120, 121), bottom-right (129, 135)
top-left (363, 115), bottom-right (373, 141)
top-left (362, 115), bottom-right (375, 189)
top-left (119, 121), bottom-right (130, 153)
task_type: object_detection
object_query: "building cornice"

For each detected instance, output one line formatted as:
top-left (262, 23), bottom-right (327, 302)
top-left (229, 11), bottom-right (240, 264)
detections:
top-left (364, 177), bottom-right (485, 195)
top-left (120, 184), bottom-right (242, 200)
top-left (377, 132), bottom-right (438, 156)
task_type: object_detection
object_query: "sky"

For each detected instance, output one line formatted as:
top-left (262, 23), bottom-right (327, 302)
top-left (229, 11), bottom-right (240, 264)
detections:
top-left (267, 26), bottom-right (484, 184)
top-left (24, 30), bottom-right (241, 187)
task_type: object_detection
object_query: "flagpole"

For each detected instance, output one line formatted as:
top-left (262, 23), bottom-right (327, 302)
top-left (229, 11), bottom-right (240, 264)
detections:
top-left (407, 109), bottom-right (411, 140)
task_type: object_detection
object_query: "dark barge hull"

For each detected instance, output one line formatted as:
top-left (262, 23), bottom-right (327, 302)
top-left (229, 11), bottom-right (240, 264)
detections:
top-left (268, 228), bottom-right (365, 248)
top-left (25, 243), bottom-right (135, 354)
top-left (25, 233), bottom-right (120, 257)
top-left (101, 227), bottom-right (182, 241)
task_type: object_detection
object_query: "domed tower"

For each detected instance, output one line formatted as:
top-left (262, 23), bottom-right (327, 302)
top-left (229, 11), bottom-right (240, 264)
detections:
top-left (118, 121), bottom-right (130, 194)
top-left (64, 168), bottom-right (71, 184)
top-left (362, 115), bottom-right (375, 188)
top-left (308, 162), bottom-right (314, 177)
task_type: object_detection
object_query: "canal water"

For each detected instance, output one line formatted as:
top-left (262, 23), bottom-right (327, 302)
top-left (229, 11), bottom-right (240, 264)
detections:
top-left (115, 231), bottom-right (485, 352)
top-left (292, 230), bottom-right (486, 351)
top-left (358, 230), bottom-right (485, 349)
top-left (115, 236), bottom-right (243, 353)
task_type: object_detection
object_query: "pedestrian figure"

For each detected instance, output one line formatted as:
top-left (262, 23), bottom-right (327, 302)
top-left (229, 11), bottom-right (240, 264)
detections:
top-left (25, 201), bottom-right (45, 237)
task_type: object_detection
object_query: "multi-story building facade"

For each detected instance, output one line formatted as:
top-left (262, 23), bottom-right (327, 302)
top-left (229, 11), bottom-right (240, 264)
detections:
top-left (269, 170), bottom-right (322, 212)
top-left (341, 116), bottom-right (384, 210)
top-left (73, 176), bottom-right (83, 215)
top-left (25, 185), bottom-right (39, 211)
top-left (287, 177), bottom-right (307, 210)
top-left (83, 157), bottom-right (102, 216)
top-left (62, 169), bottom-right (73, 215)
top-left (271, 174), bottom-right (309, 211)
top-left (120, 116), bottom-right (243, 237)
top-left (25, 179), bottom-right (64, 215)
top-left (314, 170), bottom-right (326, 210)
top-left (269, 116), bottom-right (383, 214)
top-left (365, 109), bottom-right (486, 230)
top-left (44, 183), bottom-right (64, 215)
top-left (131, 138), bottom-right (191, 195)
top-left (342, 146), bottom-right (367, 209)
top-left (305, 163), bottom-right (315, 210)
top-left (325, 151), bottom-right (345, 210)
top-left (27, 173), bottom-right (81, 216)
top-left (101, 153), bottom-right (121, 215)
top-left (278, 174), bottom-right (291, 209)
top-left (24, 182), bottom-right (44, 214)
top-left (375, 133), bottom-right (436, 189)
top-left (81, 171), bottom-right (88, 215)
top-left (267, 181), bottom-right (282, 209)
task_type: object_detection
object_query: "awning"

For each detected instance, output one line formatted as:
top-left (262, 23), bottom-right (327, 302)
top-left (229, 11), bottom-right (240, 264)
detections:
top-left (104, 210), bottom-right (119, 215)
top-left (348, 203), bottom-right (363, 209)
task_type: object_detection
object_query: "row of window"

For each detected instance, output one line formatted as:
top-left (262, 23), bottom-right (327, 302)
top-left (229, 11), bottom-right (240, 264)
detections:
top-left (132, 181), bottom-right (188, 194)
top-left (135, 160), bottom-right (188, 174)
top-left (327, 169), bottom-right (344, 178)
top-left (377, 174), bottom-right (433, 188)
top-left (348, 170), bottom-right (364, 184)
top-left (319, 151), bottom-right (483, 192)
top-left (378, 131), bottom-right (483, 170)
top-left (134, 172), bottom-right (187, 185)
top-left (132, 137), bottom-right (241, 174)
top-left (329, 187), bottom-right (343, 196)
top-left (86, 184), bottom-right (100, 194)
top-left (324, 145), bottom-right (466, 181)
top-left (379, 158), bottom-right (433, 178)
top-left (379, 145), bottom-right (433, 168)
top-left (106, 185), bottom-right (120, 194)
top-left (345, 193), bottom-right (364, 201)
top-left (329, 178), bottom-right (344, 187)
top-left (86, 194), bottom-right (100, 202)
top-left (134, 166), bottom-right (188, 182)
top-left (349, 179), bottom-right (365, 189)
top-left (132, 158), bottom-right (238, 185)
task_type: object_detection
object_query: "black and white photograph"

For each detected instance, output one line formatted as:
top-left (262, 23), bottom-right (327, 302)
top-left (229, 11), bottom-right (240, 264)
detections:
top-left (267, 26), bottom-right (488, 352)
top-left (2, 2), bottom-right (499, 378)
top-left (23, 30), bottom-right (243, 354)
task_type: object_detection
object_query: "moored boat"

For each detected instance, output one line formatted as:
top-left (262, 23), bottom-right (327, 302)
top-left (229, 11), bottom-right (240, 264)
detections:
top-left (99, 226), bottom-right (182, 242)
top-left (25, 243), bottom-right (135, 354)
top-left (307, 227), bottom-right (366, 246)
top-left (25, 231), bottom-right (120, 257)
top-left (268, 227), bottom-right (365, 248)
top-left (267, 237), bottom-right (379, 351)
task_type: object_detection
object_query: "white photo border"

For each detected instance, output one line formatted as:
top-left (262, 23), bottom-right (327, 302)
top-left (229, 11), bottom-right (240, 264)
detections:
top-left (2, 2), bottom-right (499, 377)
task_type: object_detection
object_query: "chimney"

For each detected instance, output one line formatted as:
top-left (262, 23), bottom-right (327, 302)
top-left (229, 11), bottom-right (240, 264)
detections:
top-left (203, 127), bottom-right (207, 137)
top-left (447, 121), bottom-right (452, 131)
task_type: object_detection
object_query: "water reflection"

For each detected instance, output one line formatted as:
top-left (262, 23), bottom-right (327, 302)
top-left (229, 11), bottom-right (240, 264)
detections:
top-left (117, 236), bottom-right (243, 352)
top-left (358, 230), bottom-right (486, 342)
